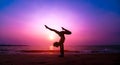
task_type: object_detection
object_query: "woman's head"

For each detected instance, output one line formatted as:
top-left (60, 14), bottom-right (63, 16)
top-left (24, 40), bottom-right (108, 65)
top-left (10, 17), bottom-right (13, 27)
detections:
top-left (53, 42), bottom-right (60, 47)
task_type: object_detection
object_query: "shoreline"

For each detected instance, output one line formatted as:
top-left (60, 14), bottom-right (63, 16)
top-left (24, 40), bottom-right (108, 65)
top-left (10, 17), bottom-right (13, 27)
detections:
top-left (1, 49), bottom-right (120, 55)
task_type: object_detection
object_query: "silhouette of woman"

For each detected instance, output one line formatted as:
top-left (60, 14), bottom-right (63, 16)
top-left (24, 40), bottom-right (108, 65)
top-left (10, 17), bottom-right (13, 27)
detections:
top-left (45, 25), bottom-right (72, 57)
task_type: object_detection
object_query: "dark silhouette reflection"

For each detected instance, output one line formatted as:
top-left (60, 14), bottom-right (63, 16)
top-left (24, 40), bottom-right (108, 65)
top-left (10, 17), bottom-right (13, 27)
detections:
top-left (45, 25), bottom-right (72, 57)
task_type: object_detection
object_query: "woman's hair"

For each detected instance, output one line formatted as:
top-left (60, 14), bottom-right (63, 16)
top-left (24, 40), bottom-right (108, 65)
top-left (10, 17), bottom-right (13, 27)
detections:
top-left (53, 42), bottom-right (60, 47)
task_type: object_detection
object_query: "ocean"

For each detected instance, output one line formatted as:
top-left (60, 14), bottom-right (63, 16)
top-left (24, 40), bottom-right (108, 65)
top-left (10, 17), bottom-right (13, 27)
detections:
top-left (0, 45), bottom-right (120, 54)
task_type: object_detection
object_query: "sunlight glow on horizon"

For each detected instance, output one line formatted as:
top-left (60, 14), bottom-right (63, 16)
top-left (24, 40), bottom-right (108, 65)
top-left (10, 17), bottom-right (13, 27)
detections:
top-left (49, 45), bottom-right (54, 50)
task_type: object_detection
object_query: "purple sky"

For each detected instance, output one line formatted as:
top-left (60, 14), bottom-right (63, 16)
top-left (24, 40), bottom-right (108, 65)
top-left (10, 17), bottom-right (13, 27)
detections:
top-left (0, 0), bottom-right (120, 46)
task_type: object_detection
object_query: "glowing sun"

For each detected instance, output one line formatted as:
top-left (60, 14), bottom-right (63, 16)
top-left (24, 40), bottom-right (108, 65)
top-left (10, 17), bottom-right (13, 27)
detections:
top-left (48, 32), bottom-right (55, 40)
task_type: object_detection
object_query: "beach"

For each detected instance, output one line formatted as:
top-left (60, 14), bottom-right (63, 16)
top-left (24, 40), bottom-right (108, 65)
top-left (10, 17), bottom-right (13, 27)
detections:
top-left (0, 53), bottom-right (120, 65)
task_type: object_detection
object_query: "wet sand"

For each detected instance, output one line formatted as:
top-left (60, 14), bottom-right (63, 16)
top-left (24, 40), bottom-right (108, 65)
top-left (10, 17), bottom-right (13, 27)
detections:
top-left (0, 53), bottom-right (120, 65)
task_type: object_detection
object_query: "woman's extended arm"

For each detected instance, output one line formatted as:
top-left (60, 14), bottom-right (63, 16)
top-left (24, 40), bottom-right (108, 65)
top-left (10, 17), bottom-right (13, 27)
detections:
top-left (45, 25), bottom-right (59, 34)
